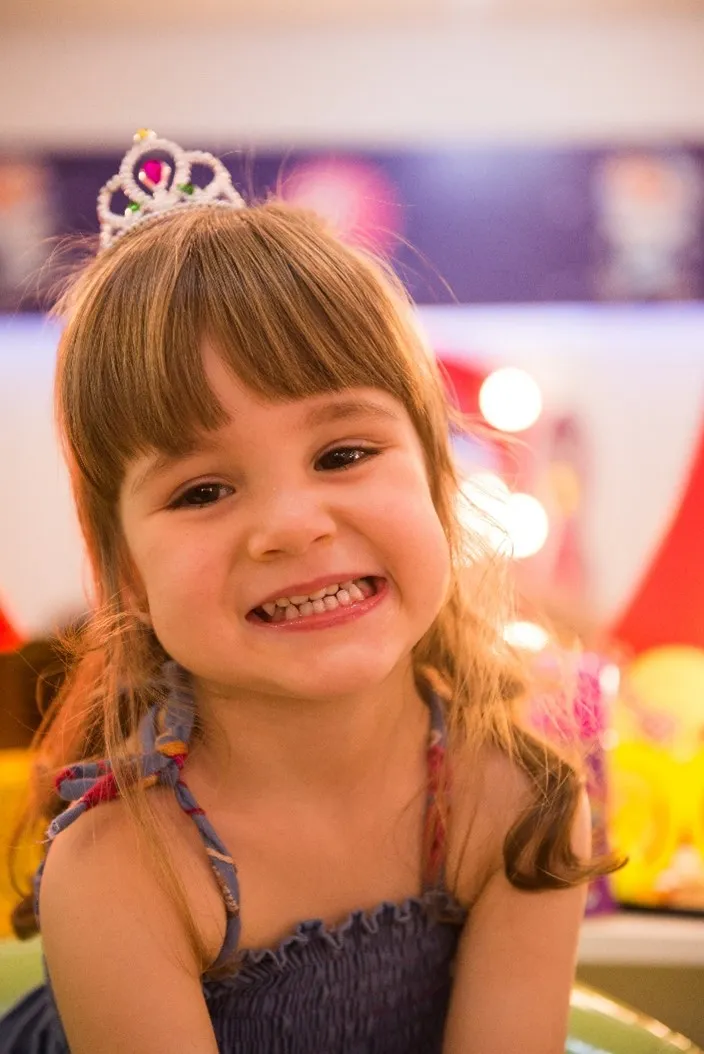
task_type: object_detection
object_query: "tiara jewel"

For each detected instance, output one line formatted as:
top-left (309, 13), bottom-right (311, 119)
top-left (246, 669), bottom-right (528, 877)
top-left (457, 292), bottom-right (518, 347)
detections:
top-left (97, 129), bottom-right (246, 251)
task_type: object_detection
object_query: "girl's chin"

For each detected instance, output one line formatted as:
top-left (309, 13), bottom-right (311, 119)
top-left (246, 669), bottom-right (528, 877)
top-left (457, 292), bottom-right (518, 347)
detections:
top-left (256, 667), bottom-right (399, 702)
top-left (190, 659), bottom-right (405, 703)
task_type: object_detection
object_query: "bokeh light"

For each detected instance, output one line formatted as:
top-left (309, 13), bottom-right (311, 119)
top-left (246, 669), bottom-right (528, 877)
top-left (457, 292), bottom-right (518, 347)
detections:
top-left (503, 620), bottom-right (550, 651)
top-left (457, 472), bottom-right (512, 556)
top-left (479, 367), bottom-right (543, 433)
top-left (506, 492), bottom-right (550, 559)
top-left (458, 475), bottom-right (549, 560)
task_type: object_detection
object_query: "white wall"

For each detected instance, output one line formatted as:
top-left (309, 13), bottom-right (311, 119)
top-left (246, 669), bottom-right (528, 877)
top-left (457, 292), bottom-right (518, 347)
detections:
top-left (0, 318), bottom-right (86, 635)
top-left (1, 17), bottom-right (704, 150)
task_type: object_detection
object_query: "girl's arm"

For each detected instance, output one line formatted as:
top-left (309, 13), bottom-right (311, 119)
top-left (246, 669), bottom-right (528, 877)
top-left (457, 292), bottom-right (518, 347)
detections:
top-left (442, 766), bottom-right (592, 1054)
top-left (39, 802), bottom-right (220, 1054)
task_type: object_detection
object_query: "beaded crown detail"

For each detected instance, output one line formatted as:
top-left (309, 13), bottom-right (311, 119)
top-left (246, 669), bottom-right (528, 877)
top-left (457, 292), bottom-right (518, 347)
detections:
top-left (97, 128), bottom-right (246, 251)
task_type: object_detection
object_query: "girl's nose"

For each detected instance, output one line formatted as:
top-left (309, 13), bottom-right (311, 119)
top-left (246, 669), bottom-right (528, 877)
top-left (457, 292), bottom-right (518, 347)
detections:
top-left (246, 488), bottom-right (337, 561)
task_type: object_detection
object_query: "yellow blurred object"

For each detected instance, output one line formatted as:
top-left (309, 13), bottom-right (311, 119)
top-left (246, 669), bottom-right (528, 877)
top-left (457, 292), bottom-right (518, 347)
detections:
top-left (692, 750), bottom-right (704, 854)
top-left (0, 751), bottom-right (42, 939)
top-left (626, 646), bottom-right (704, 758)
top-left (608, 647), bottom-right (704, 910)
top-left (609, 743), bottom-right (680, 902)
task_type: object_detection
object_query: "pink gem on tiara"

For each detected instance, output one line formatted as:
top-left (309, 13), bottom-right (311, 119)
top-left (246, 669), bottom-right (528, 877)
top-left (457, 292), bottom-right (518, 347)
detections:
top-left (140, 159), bottom-right (163, 188)
top-left (96, 130), bottom-right (247, 251)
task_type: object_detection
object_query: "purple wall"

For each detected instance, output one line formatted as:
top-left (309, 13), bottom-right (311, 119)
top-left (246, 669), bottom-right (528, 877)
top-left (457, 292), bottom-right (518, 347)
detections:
top-left (1, 145), bottom-right (702, 311)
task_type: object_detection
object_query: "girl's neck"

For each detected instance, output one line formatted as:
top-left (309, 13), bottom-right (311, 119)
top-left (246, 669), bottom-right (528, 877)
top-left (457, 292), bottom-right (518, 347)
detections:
top-left (183, 664), bottom-right (431, 817)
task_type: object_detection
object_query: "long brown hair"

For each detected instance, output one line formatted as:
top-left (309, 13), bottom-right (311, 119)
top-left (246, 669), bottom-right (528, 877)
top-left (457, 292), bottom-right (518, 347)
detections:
top-left (10, 201), bottom-right (618, 971)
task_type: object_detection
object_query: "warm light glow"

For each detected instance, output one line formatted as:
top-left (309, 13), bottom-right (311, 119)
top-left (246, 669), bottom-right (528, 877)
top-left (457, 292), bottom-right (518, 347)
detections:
top-left (458, 475), bottom-right (549, 560)
top-left (599, 663), bottom-right (621, 698)
top-left (479, 367), bottom-right (543, 433)
top-left (503, 621), bottom-right (550, 652)
top-left (601, 729), bottom-right (620, 751)
top-left (506, 492), bottom-right (549, 559)
top-left (457, 473), bottom-right (511, 556)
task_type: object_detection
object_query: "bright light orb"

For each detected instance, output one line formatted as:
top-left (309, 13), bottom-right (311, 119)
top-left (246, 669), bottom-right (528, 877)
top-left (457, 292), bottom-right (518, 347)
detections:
top-left (457, 476), bottom-right (549, 560)
top-left (599, 663), bottom-right (621, 698)
top-left (506, 492), bottom-right (550, 559)
top-left (479, 367), bottom-right (543, 433)
top-left (503, 621), bottom-right (550, 652)
top-left (457, 473), bottom-right (512, 556)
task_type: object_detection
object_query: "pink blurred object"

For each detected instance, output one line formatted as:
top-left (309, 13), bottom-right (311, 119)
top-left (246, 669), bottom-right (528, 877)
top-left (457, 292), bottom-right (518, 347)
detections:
top-left (529, 652), bottom-right (617, 916)
top-left (282, 157), bottom-right (402, 255)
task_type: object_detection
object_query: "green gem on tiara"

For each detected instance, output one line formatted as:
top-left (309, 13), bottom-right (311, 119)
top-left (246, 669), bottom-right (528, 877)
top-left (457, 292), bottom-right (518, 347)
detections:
top-left (127, 202), bottom-right (141, 213)
top-left (178, 182), bottom-right (195, 195)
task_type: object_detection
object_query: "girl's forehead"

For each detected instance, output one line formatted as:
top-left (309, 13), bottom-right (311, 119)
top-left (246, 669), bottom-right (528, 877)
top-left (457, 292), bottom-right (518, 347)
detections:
top-left (217, 386), bottom-right (406, 429)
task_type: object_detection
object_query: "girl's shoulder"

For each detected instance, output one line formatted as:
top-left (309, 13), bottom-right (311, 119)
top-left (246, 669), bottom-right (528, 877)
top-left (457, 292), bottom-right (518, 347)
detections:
top-left (445, 736), bottom-right (534, 903)
top-left (36, 792), bottom-right (224, 1053)
top-left (40, 787), bottom-right (227, 970)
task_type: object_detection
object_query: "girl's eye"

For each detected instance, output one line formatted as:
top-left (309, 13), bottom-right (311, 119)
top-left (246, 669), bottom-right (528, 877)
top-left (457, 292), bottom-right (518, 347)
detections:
top-left (170, 483), bottom-right (233, 509)
top-left (168, 447), bottom-right (378, 507)
top-left (316, 446), bottom-right (379, 471)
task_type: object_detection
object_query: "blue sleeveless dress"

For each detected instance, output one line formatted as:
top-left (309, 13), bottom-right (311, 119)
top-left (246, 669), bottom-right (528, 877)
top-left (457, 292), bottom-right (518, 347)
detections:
top-left (0, 665), bottom-right (468, 1052)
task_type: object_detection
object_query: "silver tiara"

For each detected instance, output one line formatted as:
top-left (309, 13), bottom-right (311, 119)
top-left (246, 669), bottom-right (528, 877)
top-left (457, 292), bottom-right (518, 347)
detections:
top-left (97, 129), bottom-right (246, 251)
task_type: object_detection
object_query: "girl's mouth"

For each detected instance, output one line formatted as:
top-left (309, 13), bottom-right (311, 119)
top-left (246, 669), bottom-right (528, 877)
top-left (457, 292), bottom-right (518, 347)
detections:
top-left (247, 576), bottom-right (387, 631)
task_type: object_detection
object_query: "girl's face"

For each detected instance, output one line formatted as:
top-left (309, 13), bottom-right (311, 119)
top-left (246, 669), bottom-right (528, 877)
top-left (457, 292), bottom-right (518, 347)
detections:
top-left (119, 346), bottom-right (451, 701)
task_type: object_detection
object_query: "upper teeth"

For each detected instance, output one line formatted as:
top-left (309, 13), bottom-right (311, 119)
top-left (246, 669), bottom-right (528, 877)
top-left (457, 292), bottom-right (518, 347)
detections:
top-left (261, 579), bottom-right (367, 616)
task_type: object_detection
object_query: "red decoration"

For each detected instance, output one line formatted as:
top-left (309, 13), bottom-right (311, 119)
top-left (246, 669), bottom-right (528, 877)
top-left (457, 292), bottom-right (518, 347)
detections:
top-left (0, 603), bottom-right (22, 653)
top-left (612, 422), bottom-right (704, 653)
top-left (438, 355), bottom-right (485, 415)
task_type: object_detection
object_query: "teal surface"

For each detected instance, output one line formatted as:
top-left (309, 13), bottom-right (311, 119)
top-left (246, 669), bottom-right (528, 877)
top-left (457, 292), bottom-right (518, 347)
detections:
top-left (0, 939), bottom-right (700, 1051)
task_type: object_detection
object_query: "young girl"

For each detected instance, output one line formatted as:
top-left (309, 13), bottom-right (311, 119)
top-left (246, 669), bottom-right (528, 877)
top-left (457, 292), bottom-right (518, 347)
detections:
top-left (1, 133), bottom-right (613, 1054)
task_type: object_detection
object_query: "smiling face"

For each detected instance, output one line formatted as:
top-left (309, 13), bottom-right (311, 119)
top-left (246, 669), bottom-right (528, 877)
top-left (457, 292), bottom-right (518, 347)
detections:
top-left (119, 347), bottom-right (451, 703)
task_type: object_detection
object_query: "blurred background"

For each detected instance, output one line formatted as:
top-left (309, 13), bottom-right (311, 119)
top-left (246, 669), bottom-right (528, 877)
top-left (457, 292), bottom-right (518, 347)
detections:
top-left (0, 0), bottom-right (703, 1045)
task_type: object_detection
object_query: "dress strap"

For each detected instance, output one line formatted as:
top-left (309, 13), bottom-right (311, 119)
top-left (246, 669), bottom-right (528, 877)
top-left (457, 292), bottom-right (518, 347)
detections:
top-left (47, 663), bottom-right (193, 830)
top-left (422, 689), bottom-right (452, 892)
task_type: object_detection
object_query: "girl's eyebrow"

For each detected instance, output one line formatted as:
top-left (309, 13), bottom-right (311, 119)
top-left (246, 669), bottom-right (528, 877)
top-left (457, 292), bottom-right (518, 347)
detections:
top-left (303, 397), bottom-right (402, 429)
top-left (128, 398), bottom-right (401, 497)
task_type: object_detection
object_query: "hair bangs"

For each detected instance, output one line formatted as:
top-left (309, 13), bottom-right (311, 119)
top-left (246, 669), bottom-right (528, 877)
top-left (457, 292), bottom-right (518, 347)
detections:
top-left (182, 203), bottom-right (427, 407)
